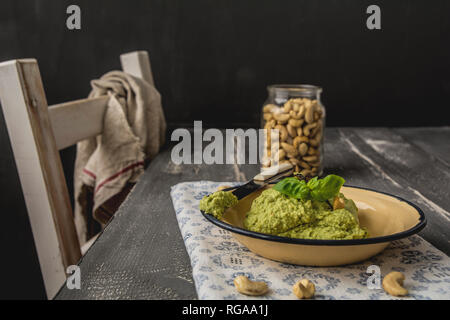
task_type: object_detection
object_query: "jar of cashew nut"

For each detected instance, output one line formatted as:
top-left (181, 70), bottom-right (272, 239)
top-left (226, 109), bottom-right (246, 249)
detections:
top-left (261, 85), bottom-right (325, 178)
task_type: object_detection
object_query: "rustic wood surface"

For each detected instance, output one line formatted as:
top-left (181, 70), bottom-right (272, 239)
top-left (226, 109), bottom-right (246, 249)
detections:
top-left (56, 127), bottom-right (450, 300)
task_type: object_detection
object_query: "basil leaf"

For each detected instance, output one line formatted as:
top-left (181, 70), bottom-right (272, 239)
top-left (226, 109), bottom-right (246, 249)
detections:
top-left (306, 176), bottom-right (319, 189)
top-left (297, 183), bottom-right (312, 200)
top-left (273, 174), bottom-right (345, 202)
top-left (273, 177), bottom-right (311, 200)
top-left (310, 174), bottom-right (345, 201)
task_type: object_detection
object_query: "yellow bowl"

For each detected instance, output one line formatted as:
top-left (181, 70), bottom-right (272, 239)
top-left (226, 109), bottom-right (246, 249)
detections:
top-left (201, 185), bottom-right (426, 266)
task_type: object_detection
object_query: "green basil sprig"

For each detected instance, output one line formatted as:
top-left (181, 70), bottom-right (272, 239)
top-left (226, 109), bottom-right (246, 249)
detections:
top-left (273, 174), bottom-right (345, 201)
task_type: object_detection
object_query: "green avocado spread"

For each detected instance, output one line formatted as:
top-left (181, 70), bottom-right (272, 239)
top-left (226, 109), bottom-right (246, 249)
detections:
top-left (243, 188), bottom-right (368, 240)
top-left (199, 191), bottom-right (238, 219)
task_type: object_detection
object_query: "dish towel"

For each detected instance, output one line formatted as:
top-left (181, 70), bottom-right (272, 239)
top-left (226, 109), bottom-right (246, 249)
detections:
top-left (170, 181), bottom-right (450, 300)
top-left (74, 71), bottom-right (166, 244)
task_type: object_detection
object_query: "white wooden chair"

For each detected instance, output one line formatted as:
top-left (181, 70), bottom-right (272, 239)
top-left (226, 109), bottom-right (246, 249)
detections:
top-left (0, 50), bottom-right (155, 299)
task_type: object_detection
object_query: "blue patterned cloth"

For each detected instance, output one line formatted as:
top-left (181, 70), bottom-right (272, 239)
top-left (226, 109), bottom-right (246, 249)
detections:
top-left (170, 181), bottom-right (450, 300)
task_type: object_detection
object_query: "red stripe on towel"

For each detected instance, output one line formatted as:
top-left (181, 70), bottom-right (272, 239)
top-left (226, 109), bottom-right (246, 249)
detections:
top-left (94, 161), bottom-right (145, 194)
top-left (83, 168), bottom-right (97, 179)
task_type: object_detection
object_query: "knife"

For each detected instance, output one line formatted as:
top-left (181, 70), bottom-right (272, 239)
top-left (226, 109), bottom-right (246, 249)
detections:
top-left (231, 163), bottom-right (294, 199)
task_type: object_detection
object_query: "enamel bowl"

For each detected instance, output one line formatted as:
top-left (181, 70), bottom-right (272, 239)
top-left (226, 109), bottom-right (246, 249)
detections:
top-left (201, 185), bottom-right (426, 266)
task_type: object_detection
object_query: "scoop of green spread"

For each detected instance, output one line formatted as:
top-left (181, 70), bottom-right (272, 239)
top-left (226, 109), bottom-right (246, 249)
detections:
top-left (199, 191), bottom-right (238, 219)
top-left (244, 188), bottom-right (368, 240)
top-left (244, 189), bottom-right (314, 235)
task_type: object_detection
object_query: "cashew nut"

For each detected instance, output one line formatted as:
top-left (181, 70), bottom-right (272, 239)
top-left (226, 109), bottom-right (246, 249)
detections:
top-left (303, 155), bottom-right (318, 162)
top-left (293, 136), bottom-right (302, 149)
top-left (311, 122), bottom-right (321, 137)
top-left (234, 276), bottom-right (269, 296)
top-left (289, 158), bottom-right (301, 166)
top-left (300, 169), bottom-right (312, 176)
top-left (286, 124), bottom-right (297, 137)
top-left (293, 279), bottom-right (315, 299)
top-left (263, 113), bottom-right (273, 121)
top-left (382, 272), bottom-right (408, 296)
top-left (314, 112), bottom-right (320, 121)
top-left (273, 113), bottom-right (290, 123)
top-left (297, 105), bottom-right (306, 119)
top-left (303, 122), bottom-right (317, 136)
top-left (298, 136), bottom-right (309, 143)
top-left (314, 130), bottom-right (323, 141)
top-left (305, 102), bottom-right (314, 124)
top-left (264, 119), bottom-right (276, 129)
top-left (281, 142), bottom-right (298, 157)
top-left (283, 100), bottom-right (292, 113)
top-left (288, 119), bottom-right (303, 128)
top-left (275, 124), bottom-right (288, 141)
top-left (332, 196), bottom-right (345, 210)
top-left (299, 142), bottom-right (308, 156)
top-left (289, 110), bottom-right (302, 120)
top-left (299, 161), bottom-right (311, 169)
top-left (263, 104), bottom-right (277, 113)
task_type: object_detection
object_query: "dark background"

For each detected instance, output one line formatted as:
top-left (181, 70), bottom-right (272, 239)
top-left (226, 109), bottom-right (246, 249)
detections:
top-left (0, 0), bottom-right (449, 299)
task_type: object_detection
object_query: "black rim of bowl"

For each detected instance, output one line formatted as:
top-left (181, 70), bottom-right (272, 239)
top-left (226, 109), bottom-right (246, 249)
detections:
top-left (200, 184), bottom-right (427, 246)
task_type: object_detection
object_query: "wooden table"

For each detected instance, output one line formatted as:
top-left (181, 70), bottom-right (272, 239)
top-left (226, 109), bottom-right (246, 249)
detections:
top-left (56, 127), bottom-right (450, 299)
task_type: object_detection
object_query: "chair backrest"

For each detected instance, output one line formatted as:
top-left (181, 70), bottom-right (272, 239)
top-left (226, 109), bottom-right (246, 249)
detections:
top-left (0, 51), bottom-right (154, 299)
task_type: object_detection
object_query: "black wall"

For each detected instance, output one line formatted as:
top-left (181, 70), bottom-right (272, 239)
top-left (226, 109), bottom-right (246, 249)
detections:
top-left (0, 0), bottom-right (449, 299)
top-left (1, 0), bottom-right (449, 128)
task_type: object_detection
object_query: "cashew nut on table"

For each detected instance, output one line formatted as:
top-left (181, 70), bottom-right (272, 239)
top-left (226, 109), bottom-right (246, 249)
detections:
top-left (382, 271), bottom-right (408, 296)
top-left (292, 279), bottom-right (315, 299)
top-left (233, 275), bottom-right (269, 296)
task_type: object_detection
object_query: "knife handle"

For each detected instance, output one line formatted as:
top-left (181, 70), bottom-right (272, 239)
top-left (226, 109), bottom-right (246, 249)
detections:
top-left (253, 163), bottom-right (293, 182)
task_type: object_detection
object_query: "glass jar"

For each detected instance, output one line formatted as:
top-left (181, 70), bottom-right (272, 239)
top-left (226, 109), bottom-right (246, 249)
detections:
top-left (261, 84), bottom-right (325, 178)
